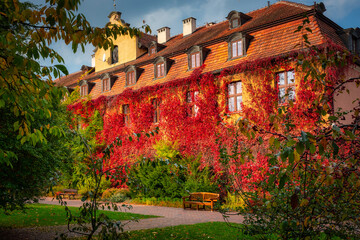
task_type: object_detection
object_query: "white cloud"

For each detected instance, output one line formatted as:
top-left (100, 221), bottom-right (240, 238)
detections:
top-left (323, 0), bottom-right (360, 20)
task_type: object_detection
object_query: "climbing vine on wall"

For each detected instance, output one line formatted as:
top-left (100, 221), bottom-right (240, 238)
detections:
top-left (66, 41), bottom-right (353, 187)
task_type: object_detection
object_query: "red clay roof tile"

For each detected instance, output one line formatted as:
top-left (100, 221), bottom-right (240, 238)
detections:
top-left (55, 1), bottom-right (348, 99)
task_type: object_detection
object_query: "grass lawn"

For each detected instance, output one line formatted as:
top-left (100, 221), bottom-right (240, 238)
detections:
top-left (0, 203), bottom-right (158, 228)
top-left (128, 222), bottom-right (277, 240)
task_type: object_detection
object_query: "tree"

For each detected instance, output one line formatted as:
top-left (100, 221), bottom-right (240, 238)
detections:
top-left (0, 0), bottom-right (147, 210)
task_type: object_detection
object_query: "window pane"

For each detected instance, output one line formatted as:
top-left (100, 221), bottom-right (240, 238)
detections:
top-left (196, 52), bottom-right (200, 67)
top-left (194, 91), bottom-right (199, 100)
top-left (186, 92), bottom-right (192, 102)
top-left (228, 83), bottom-right (234, 95)
top-left (237, 40), bottom-right (242, 56)
top-left (194, 105), bottom-right (199, 116)
top-left (279, 88), bottom-right (286, 103)
top-left (228, 97), bottom-right (235, 112)
top-left (232, 18), bottom-right (238, 28)
top-left (237, 96), bottom-right (242, 111)
top-left (161, 63), bottom-right (164, 76)
top-left (288, 87), bottom-right (296, 101)
top-left (236, 81), bottom-right (242, 94)
top-left (287, 70), bottom-right (295, 84)
top-left (191, 54), bottom-right (196, 69)
top-left (232, 42), bottom-right (237, 57)
top-left (278, 72), bottom-right (285, 85)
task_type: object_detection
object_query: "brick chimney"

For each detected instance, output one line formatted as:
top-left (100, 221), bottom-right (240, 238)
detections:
top-left (157, 27), bottom-right (170, 44)
top-left (183, 17), bottom-right (196, 36)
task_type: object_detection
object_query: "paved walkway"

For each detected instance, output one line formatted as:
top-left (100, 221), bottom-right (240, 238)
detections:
top-left (0, 197), bottom-right (244, 240)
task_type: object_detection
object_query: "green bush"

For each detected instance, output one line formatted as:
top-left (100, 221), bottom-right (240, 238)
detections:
top-left (102, 188), bottom-right (130, 202)
top-left (127, 141), bottom-right (219, 200)
top-left (221, 192), bottom-right (245, 211)
top-left (127, 158), bottom-right (187, 198)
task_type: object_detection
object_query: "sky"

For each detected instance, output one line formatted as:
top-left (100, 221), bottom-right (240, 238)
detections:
top-left (28, 0), bottom-right (360, 76)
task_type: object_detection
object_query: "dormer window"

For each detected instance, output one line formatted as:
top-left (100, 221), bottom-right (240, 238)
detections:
top-left (187, 46), bottom-right (209, 70)
top-left (156, 62), bottom-right (165, 78)
top-left (102, 77), bottom-right (110, 92)
top-left (111, 45), bottom-right (118, 64)
top-left (231, 39), bottom-right (243, 58)
top-left (226, 10), bottom-right (251, 29)
top-left (100, 73), bottom-right (114, 92)
top-left (154, 56), bottom-right (172, 79)
top-left (79, 80), bottom-right (94, 97)
top-left (227, 32), bottom-right (252, 59)
top-left (127, 71), bottom-right (135, 85)
top-left (231, 18), bottom-right (240, 28)
top-left (148, 41), bottom-right (165, 56)
top-left (80, 85), bottom-right (88, 96)
top-left (125, 65), bottom-right (141, 86)
top-left (150, 46), bottom-right (156, 55)
top-left (191, 52), bottom-right (200, 68)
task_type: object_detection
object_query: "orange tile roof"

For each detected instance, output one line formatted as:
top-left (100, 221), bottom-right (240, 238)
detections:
top-left (55, 1), bottom-right (349, 97)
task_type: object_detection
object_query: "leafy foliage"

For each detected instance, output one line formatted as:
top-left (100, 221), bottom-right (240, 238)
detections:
top-left (0, 0), bottom-right (147, 165)
top-left (219, 21), bottom-right (360, 239)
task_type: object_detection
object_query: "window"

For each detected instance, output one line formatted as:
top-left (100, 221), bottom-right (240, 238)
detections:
top-left (152, 98), bottom-right (161, 123)
top-left (231, 18), bottom-right (239, 28)
top-left (127, 71), bottom-right (136, 85)
top-left (277, 70), bottom-right (295, 103)
top-left (80, 85), bottom-right (88, 96)
top-left (190, 52), bottom-right (201, 69)
top-left (187, 46), bottom-right (208, 70)
top-left (156, 62), bottom-right (165, 78)
top-left (123, 104), bottom-right (130, 126)
top-left (227, 32), bottom-right (251, 60)
top-left (226, 10), bottom-right (250, 29)
top-left (228, 81), bottom-right (242, 112)
top-left (150, 46), bottom-right (156, 55)
top-left (231, 39), bottom-right (243, 58)
top-left (186, 91), bottom-right (199, 117)
top-left (111, 45), bottom-right (118, 64)
top-left (102, 78), bottom-right (110, 92)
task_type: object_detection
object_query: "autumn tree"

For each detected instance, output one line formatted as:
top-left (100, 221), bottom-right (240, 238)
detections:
top-left (0, 0), bottom-right (146, 210)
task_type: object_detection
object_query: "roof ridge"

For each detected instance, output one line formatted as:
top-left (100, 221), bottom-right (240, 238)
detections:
top-left (273, 1), bottom-right (313, 11)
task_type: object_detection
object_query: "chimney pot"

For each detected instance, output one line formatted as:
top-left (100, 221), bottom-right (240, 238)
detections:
top-left (157, 27), bottom-right (170, 44)
top-left (182, 17), bottom-right (196, 36)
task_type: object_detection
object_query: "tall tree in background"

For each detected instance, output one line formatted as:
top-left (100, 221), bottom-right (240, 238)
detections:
top-left (0, 0), bottom-right (147, 210)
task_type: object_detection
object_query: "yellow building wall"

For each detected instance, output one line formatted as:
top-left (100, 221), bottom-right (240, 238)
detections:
top-left (94, 13), bottom-right (143, 73)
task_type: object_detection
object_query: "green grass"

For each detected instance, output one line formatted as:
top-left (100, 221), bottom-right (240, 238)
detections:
top-left (127, 222), bottom-right (277, 240)
top-left (0, 204), bottom-right (158, 228)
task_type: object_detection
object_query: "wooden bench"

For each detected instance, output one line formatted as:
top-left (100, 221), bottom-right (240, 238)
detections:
top-left (182, 192), bottom-right (219, 212)
top-left (57, 189), bottom-right (78, 199)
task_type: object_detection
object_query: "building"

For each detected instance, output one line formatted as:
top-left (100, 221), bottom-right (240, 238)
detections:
top-left (57, 1), bottom-right (360, 169)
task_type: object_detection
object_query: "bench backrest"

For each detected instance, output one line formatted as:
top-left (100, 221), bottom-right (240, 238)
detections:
top-left (189, 192), bottom-right (219, 201)
top-left (63, 189), bottom-right (78, 193)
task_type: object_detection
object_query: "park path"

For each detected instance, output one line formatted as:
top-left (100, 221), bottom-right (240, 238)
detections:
top-left (0, 197), bottom-right (243, 240)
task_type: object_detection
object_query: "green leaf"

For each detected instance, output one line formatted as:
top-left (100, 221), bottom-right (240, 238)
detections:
top-left (54, 64), bottom-right (69, 75)
top-left (279, 174), bottom-right (288, 189)
top-left (296, 142), bottom-right (305, 155)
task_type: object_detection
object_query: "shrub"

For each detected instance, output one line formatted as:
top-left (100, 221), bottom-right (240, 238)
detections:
top-left (102, 188), bottom-right (130, 201)
top-left (127, 158), bottom-right (187, 198)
